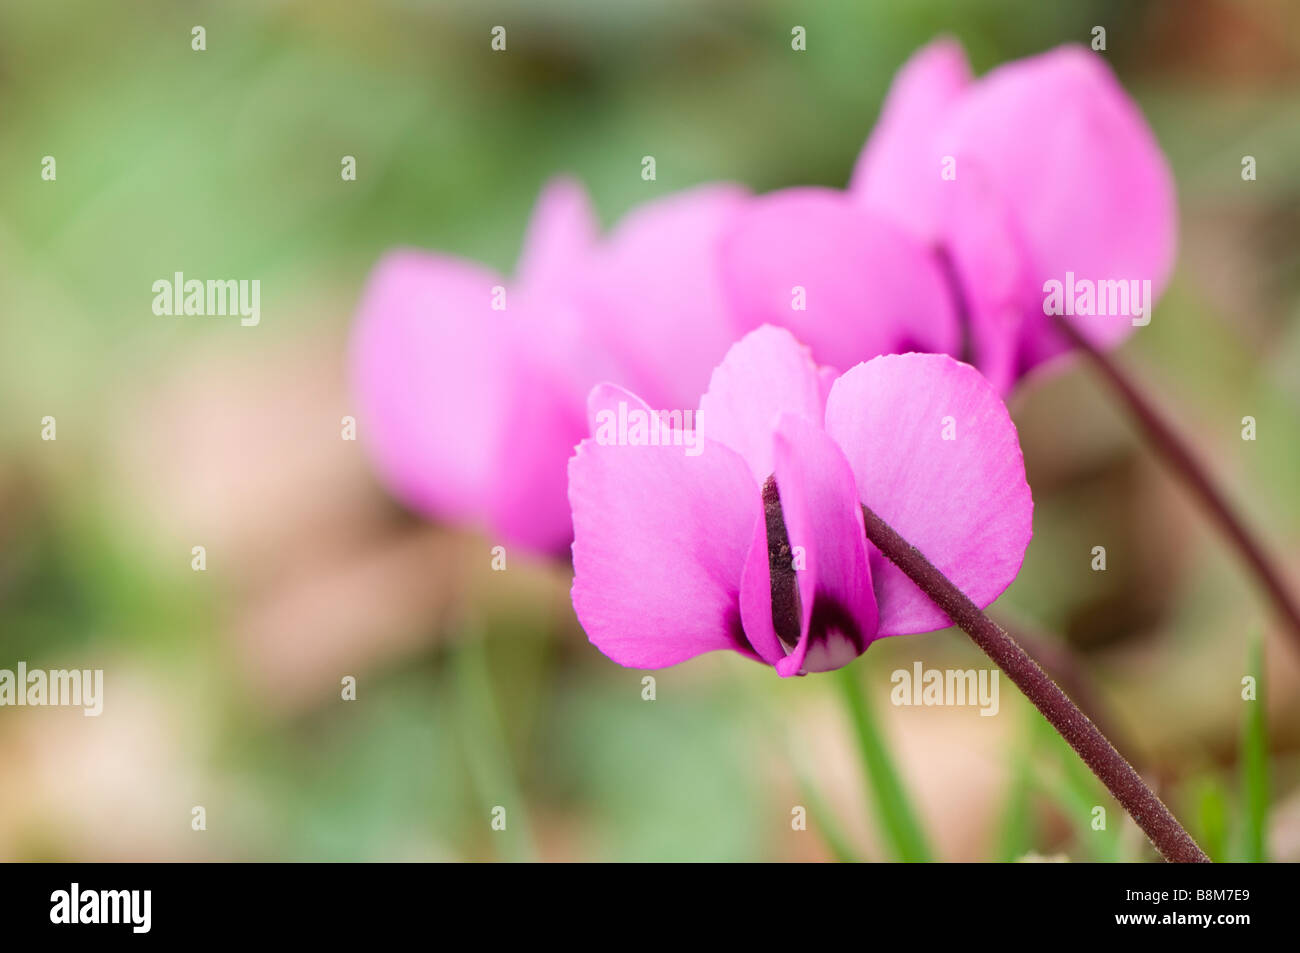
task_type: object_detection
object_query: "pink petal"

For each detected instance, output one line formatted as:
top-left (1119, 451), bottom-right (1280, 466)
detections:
top-left (849, 37), bottom-right (972, 240)
top-left (825, 353), bottom-right (1033, 636)
top-left (945, 45), bottom-right (1176, 360)
top-left (483, 351), bottom-right (589, 554)
top-left (515, 176), bottom-right (598, 293)
top-left (937, 161), bottom-right (1029, 395)
top-left (718, 188), bottom-right (960, 372)
top-left (351, 251), bottom-right (594, 555)
top-left (568, 430), bottom-right (762, 669)
top-left (350, 249), bottom-right (512, 526)
top-left (698, 325), bottom-right (825, 483)
top-left (769, 415), bottom-right (879, 676)
top-left (584, 381), bottom-right (704, 457)
top-left (586, 381), bottom-right (648, 439)
top-left (580, 184), bottom-right (751, 410)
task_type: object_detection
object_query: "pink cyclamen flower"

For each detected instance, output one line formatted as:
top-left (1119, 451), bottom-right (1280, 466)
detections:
top-left (850, 38), bottom-right (1177, 391)
top-left (350, 178), bottom-right (751, 555)
top-left (568, 326), bottom-right (1033, 676)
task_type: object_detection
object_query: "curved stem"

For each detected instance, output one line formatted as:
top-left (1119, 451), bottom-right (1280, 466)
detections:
top-left (1053, 314), bottom-right (1300, 657)
top-left (860, 502), bottom-right (1210, 863)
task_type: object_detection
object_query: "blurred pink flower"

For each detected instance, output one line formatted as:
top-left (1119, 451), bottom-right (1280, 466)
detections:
top-left (352, 40), bottom-right (1167, 562)
top-left (568, 326), bottom-right (1033, 676)
top-left (850, 39), bottom-right (1177, 391)
top-left (717, 186), bottom-right (961, 371)
top-left (350, 179), bottom-right (751, 555)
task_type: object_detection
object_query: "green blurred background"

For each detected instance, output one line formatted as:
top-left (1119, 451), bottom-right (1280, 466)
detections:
top-left (1, 0), bottom-right (1297, 861)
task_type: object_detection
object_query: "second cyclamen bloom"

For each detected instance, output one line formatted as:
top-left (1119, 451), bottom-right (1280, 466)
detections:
top-left (569, 326), bottom-right (1033, 677)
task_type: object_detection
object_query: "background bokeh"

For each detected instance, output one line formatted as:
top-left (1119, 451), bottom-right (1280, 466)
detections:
top-left (1, 0), bottom-right (1297, 861)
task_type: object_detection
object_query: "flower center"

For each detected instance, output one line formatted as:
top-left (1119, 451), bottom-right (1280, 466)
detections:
top-left (762, 475), bottom-right (867, 669)
top-left (762, 475), bottom-right (803, 649)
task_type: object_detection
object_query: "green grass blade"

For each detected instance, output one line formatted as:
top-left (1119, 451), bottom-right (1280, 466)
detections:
top-left (451, 635), bottom-right (537, 862)
top-left (796, 773), bottom-right (863, 863)
top-left (995, 707), bottom-right (1040, 862)
top-left (1241, 636), bottom-right (1269, 863)
top-left (1025, 709), bottom-right (1123, 861)
top-left (1193, 776), bottom-right (1229, 863)
top-left (835, 664), bottom-right (934, 862)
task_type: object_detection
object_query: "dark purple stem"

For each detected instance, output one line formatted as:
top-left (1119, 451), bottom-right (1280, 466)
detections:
top-left (860, 502), bottom-right (1210, 863)
top-left (1054, 313), bottom-right (1300, 658)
